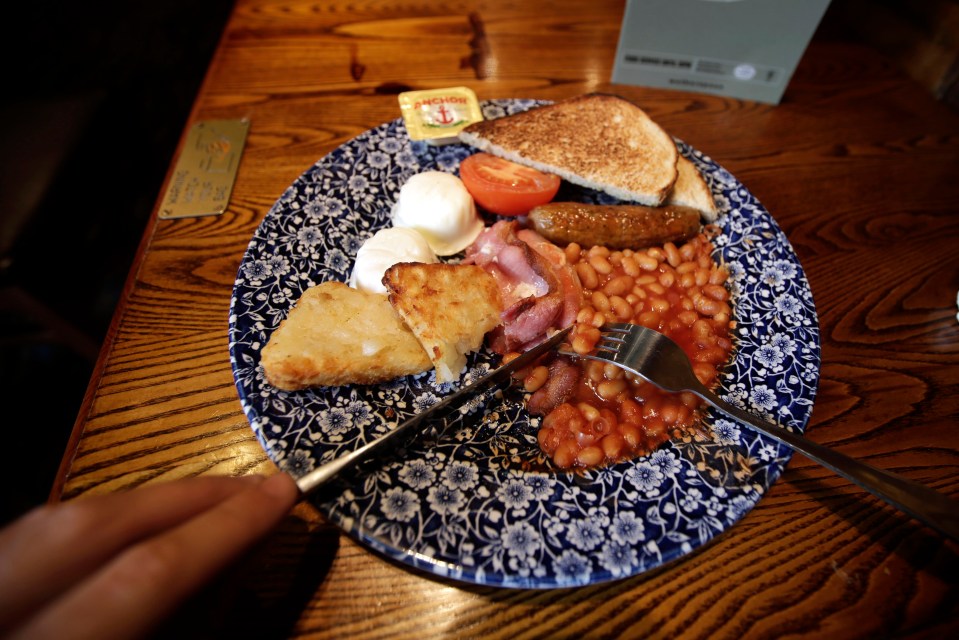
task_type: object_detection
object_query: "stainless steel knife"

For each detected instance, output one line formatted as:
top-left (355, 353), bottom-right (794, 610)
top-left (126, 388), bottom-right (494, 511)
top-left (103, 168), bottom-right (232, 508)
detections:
top-left (295, 326), bottom-right (572, 494)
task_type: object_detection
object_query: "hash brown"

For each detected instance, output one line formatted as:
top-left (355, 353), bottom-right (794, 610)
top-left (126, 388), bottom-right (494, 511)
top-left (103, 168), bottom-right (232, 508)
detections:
top-left (261, 281), bottom-right (431, 390)
top-left (384, 262), bottom-right (502, 384)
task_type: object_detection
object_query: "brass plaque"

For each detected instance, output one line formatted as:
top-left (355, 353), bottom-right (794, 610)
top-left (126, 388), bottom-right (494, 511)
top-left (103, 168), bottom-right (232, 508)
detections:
top-left (159, 119), bottom-right (249, 219)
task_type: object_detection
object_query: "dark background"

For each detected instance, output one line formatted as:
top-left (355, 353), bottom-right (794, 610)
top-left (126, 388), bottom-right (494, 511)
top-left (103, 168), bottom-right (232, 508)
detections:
top-left (0, 1), bottom-right (233, 524)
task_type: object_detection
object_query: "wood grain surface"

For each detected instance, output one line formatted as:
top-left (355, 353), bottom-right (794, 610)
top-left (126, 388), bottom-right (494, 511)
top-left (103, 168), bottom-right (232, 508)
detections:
top-left (54, 1), bottom-right (958, 637)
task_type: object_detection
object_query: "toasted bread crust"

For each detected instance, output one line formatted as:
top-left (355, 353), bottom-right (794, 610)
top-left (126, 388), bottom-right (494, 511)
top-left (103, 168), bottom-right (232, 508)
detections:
top-left (384, 262), bottom-right (502, 384)
top-left (459, 93), bottom-right (678, 206)
top-left (261, 282), bottom-right (431, 390)
top-left (666, 155), bottom-right (719, 222)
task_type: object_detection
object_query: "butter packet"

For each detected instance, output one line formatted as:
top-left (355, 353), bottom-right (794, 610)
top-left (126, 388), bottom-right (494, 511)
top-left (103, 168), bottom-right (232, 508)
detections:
top-left (398, 87), bottom-right (483, 145)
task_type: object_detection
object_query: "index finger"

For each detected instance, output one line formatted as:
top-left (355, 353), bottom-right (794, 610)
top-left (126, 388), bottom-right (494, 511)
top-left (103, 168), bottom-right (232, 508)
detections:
top-left (12, 472), bottom-right (300, 640)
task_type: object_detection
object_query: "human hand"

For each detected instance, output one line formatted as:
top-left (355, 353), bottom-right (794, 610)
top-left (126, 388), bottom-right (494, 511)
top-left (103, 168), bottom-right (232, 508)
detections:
top-left (0, 472), bottom-right (299, 639)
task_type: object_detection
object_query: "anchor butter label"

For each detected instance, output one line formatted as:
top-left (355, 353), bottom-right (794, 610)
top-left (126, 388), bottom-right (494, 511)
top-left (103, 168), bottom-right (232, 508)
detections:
top-left (159, 119), bottom-right (249, 219)
top-left (399, 87), bottom-right (483, 145)
top-left (414, 96), bottom-right (469, 128)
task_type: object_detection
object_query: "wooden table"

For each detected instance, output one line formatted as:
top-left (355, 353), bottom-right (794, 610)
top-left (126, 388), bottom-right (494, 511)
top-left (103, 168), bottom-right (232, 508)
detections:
top-left (54, 0), bottom-right (959, 637)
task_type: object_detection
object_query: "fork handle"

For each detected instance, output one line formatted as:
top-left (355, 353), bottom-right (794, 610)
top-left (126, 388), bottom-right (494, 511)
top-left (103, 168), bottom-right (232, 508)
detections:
top-left (695, 386), bottom-right (959, 542)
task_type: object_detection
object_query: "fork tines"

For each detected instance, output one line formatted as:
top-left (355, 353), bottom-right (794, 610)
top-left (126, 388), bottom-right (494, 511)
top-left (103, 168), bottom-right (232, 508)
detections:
top-left (595, 323), bottom-right (631, 355)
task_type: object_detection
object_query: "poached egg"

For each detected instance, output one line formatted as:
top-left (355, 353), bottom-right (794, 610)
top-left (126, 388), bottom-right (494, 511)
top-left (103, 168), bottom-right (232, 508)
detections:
top-left (349, 227), bottom-right (438, 294)
top-left (391, 171), bottom-right (484, 256)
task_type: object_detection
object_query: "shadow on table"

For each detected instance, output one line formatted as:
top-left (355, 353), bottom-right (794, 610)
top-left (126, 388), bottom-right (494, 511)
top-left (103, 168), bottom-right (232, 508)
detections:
top-left (784, 464), bottom-right (959, 582)
top-left (157, 511), bottom-right (341, 639)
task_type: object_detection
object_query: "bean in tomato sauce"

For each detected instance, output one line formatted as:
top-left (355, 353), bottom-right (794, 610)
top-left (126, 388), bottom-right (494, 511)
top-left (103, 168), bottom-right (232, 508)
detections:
top-left (526, 230), bottom-right (734, 470)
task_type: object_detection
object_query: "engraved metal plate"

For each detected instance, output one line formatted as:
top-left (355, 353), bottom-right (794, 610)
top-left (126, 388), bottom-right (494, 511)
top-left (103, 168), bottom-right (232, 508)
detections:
top-left (159, 119), bottom-right (249, 219)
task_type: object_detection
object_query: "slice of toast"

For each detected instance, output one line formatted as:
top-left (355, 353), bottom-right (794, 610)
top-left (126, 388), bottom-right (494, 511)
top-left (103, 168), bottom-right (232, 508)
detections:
top-left (665, 155), bottom-right (719, 222)
top-left (384, 262), bottom-right (502, 384)
top-left (458, 93), bottom-right (678, 206)
top-left (261, 281), bottom-right (431, 390)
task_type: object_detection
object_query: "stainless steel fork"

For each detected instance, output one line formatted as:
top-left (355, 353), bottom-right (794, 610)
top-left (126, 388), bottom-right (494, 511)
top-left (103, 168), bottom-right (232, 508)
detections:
top-left (563, 322), bottom-right (959, 542)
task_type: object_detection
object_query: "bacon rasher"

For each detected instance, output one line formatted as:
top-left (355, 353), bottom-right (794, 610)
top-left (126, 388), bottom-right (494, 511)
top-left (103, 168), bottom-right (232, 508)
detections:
top-left (464, 220), bottom-right (582, 414)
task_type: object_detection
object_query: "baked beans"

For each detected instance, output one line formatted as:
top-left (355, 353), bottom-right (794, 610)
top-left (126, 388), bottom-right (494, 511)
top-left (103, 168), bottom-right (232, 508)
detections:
top-left (537, 230), bottom-right (734, 470)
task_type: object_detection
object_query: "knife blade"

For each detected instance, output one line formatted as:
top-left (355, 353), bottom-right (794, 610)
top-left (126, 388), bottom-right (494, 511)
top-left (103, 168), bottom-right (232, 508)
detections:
top-left (295, 325), bottom-right (572, 495)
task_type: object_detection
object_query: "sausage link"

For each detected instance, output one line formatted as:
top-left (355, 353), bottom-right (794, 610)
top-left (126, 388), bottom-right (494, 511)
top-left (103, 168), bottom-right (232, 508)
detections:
top-left (528, 202), bottom-right (702, 250)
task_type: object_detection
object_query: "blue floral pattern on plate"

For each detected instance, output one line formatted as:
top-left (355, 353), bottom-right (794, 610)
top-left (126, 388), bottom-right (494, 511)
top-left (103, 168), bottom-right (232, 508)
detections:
top-left (228, 99), bottom-right (821, 588)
